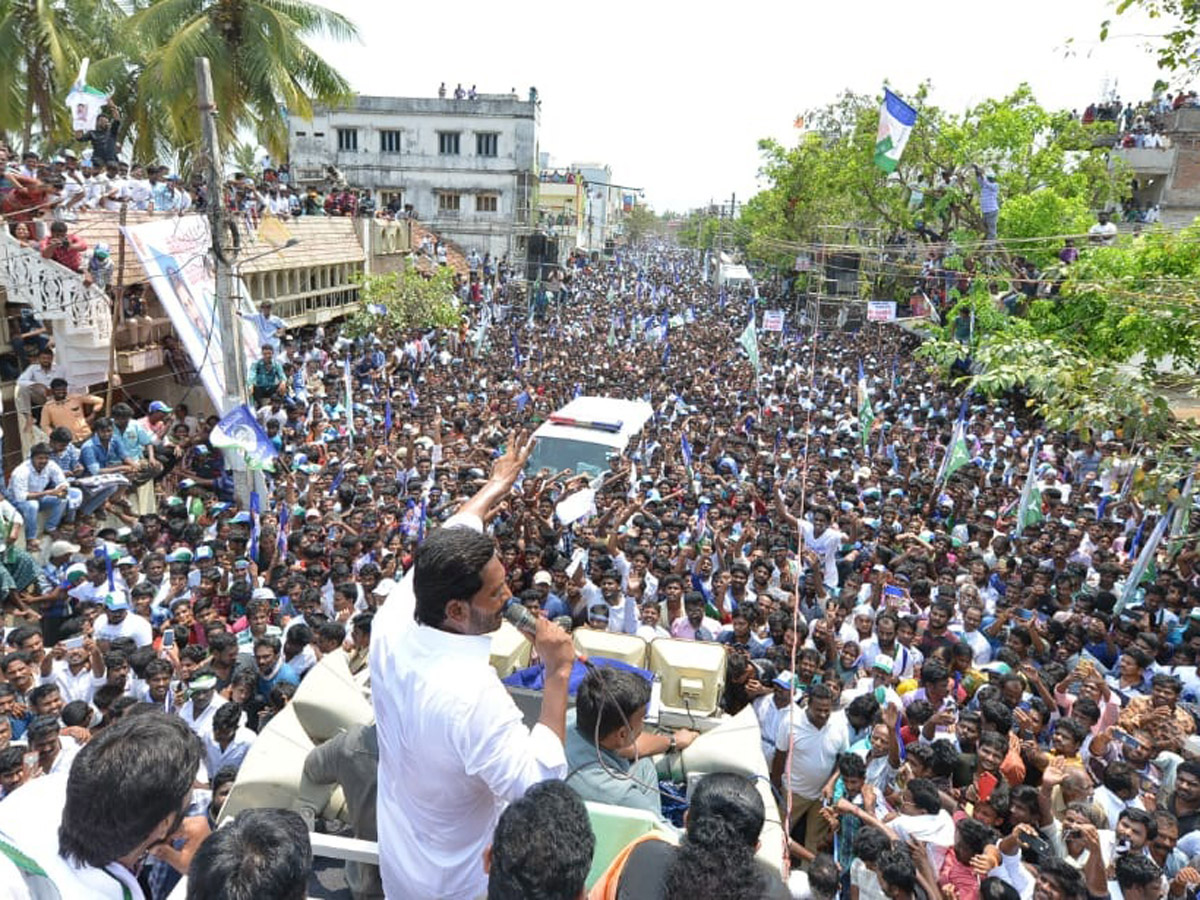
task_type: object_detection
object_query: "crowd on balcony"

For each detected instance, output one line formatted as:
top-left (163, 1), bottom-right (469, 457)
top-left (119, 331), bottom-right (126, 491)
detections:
top-left (540, 169), bottom-right (581, 184)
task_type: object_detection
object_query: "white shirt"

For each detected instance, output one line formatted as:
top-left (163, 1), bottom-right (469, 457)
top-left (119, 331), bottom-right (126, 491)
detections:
top-left (891, 809), bottom-right (957, 871)
top-left (0, 772), bottom-right (147, 900)
top-left (775, 708), bottom-right (850, 799)
top-left (371, 515), bottom-right (568, 900)
top-left (203, 725), bottom-right (256, 776)
top-left (93, 612), bottom-right (153, 648)
top-left (180, 695), bottom-right (227, 740)
top-left (48, 660), bottom-right (100, 704)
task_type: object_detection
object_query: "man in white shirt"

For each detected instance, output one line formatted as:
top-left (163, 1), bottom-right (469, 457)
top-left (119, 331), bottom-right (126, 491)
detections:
top-left (178, 671), bottom-right (227, 740)
top-left (1089, 211), bottom-right (1119, 246)
top-left (771, 682), bottom-right (849, 851)
top-left (0, 712), bottom-right (202, 900)
top-left (203, 702), bottom-right (256, 776)
top-left (92, 590), bottom-right (153, 648)
top-left (370, 439), bottom-right (576, 900)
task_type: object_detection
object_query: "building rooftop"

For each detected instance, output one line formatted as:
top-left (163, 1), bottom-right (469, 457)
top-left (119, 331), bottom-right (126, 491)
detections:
top-left (304, 94), bottom-right (538, 120)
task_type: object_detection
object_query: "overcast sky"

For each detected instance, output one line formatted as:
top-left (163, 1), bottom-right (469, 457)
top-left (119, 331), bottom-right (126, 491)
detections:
top-left (307, 0), bottom-right (1173, 212)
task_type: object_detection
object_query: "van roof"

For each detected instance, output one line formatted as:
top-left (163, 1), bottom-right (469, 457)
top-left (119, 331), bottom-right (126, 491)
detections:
top-left (531, 396), bottom-right (655, 448)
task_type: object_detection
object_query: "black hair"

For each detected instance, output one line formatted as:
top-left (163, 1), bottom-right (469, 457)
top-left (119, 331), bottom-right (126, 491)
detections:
top-left (1114, 854), bottom-right (1162, 891)
top-left (213, 703), bottom-right (242, 733)
top-left (575, 666), bottom-right (651, 743)
top-left (487, 780), bottom-right (595, 900)
top-left (58, 712), bottom-right (202, 868)
top-left (907, 777), bottom-right (941, 815)
top-left (60, 700), bottom-right (93, 729)
top-left (212, 765), bottom-right (240, 794)
top-left (413, 526), bottom-right (495, 627)
top-left (0, 746), bottom-right (23, 774)
top-left (877, 847), bottom-right (916, 892)
top-left (26, 714), bottom-right (60, 742)
top-left (663, 773), bottom-right (769, 900)
top-left (957, 818), bottom-right (996, 857)
top-left (981, 699), bottom-right (1013, 733)
top-left (846, 693), bottom-right (881, 727)
top-left (28, 683), bottom-right (60, 711)
top-left (1104, 760), bottom-right (1137, 795)
top-left (809, 853), bottom-right (841, 900)
top-left (853, 826), bottom-right (892, 863)
top-left (837, 752), bottom-right (867, 779)
top-left (186, 808), bottom-right (311, 900)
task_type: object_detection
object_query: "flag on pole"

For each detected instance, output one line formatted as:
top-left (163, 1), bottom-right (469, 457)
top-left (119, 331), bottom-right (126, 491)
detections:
top-left (936, 402), bottom-right (970, 488)
top-left (512, 332), bottom-right (523, 370)
top-left (857, 361), bottom-right (875, 451)
top-left (211, 404), bottom-right (279, 471)
top-left (1119, 506), bottom-right (1175, 611)
top-left (662, 342), bottom-right (671, 368)
top-left (628, 460), bottom-right (638, 500)
top-left (607, 316), bottom-right (616, 348)
top-left (874, 88), bottom-right (918, 173)
top-left (739, 315), bottom-right (760, 375)
top-left (384, 399), bottom-right (393, 435)
top-left (1014, 444), bottom-right (1044, 538)
top-left (408, 385), bottom-right (419, 408)
top-left (1169, 470), bottom-right (1194, 558)
top-left (249, 491), bottom-right (261, 563)
top-left (343, 358), bottom-right (354, 438)
top-left (276, 504), bottom-right (289, 557)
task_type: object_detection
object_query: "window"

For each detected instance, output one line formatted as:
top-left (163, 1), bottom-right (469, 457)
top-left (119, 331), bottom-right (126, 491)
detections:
top-left (313, 132), bottom-right (325, 137)
top-left (476, 195), bottom-right (498, 212)
top-left (337, 128), bottom-right (358, 152)
top-left (438, 192), bottom-right (460, 212)
top-left (438, 131), bottom-right (461, 155)
top-left (381, 191), bottom-right (404, 209)
top-left (380, 129), bottom-right (402, 153)
top-left (294, 131), bottom-right (307, 137)
top-left (476, 132), bottom-right (498, 157)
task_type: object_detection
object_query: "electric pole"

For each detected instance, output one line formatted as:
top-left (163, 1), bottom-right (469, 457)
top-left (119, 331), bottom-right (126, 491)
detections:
top-left (196, 57), bottom-right (252, 507)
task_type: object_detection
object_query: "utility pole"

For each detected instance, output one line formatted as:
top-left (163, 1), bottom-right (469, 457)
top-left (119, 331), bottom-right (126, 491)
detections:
top-left (196, 57), bottom-right (252, 507)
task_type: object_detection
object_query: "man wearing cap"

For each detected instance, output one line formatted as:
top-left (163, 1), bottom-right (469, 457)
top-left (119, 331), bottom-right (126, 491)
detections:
top-left (179, 670), bottom-right (226, 740)
top-left (8, 443), bottom-right (68, 543)
top-left (93, 589), bottom-right (152, 648)
top-left (39, 378), bottom-right (101, 443)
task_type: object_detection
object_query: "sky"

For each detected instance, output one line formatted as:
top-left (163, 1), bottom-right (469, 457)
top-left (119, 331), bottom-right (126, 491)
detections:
top-left (306, 0), bottom-right (1174, 213)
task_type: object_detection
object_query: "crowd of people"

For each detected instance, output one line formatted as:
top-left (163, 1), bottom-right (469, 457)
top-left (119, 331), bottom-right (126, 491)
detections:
top-left (0, 237), bottom-right (1196, 900)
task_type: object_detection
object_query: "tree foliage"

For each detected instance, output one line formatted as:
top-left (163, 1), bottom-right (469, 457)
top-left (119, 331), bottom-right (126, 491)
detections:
top-left (739, 84), bottom-right (1125, 266)
top-left (0, 0), bottom-right (357, 163)
top-left (342, 265), bottom-right (461, 338)
top-left (1104, 0), bottom-right (1200, 74)
top-left (622, 205), bottom-right (661, 244)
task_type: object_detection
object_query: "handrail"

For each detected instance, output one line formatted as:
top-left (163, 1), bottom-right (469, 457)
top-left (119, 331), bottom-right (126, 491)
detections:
top-left (0, 227), bottom-right (112, 345)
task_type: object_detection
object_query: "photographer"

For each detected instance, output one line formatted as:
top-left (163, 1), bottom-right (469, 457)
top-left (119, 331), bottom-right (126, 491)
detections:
top-left (39, 220), bottom-right (88, 275)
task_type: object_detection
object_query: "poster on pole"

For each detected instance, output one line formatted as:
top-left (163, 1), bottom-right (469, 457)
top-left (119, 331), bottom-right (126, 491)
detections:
top-left (123, 216), bottom-right (260, 413)
top-left (762, 309), bottom-right (786, 332)
top-left (867, 301), bottom-right (897, 322)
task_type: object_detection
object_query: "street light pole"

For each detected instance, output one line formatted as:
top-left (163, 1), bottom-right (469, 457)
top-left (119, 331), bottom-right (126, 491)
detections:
top-left (195, 56), bottom-right (252, 507)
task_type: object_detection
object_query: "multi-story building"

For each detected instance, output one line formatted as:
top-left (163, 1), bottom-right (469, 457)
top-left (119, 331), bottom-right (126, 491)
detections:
top-left (288, 92), bottom-right (540, 263)
top-left (575, 163), bottom-right (624, 254)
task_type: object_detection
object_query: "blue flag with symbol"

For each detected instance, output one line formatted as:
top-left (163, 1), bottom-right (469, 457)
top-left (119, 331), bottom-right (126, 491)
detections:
top-left (211, 404), bottom-right (279, 471)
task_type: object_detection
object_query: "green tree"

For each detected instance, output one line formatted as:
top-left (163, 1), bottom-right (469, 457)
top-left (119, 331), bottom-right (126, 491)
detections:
top-left (1102, 0), bottom-right (1200, 73)
top-left (740, 85), bottom-right (1124, 268)
top-left (0, 0), bottom-right (126, 149)
top-left (622, 205), bottom-right (659, 244)
top-left (120, 0), bottom-right (357, 163)
top-left (342, 265), bottom-right (461, 338)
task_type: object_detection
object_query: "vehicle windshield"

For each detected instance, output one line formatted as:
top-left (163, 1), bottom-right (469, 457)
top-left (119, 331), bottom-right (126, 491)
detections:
top-left (526, 437), bottom-right (613, 478)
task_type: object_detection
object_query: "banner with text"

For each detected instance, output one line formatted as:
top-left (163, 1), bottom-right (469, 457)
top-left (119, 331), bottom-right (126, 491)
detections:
top-left (123, 217), bottom-right (259, 413)
top-left (762, 310), bottom-right (785, 332)
top-left (867, 301), bottom-right (898, 322)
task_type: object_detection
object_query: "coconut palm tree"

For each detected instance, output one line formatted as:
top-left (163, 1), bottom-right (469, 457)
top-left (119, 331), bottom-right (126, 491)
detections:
top-left (0, 0), bottom-right (127, 150)
top-left (125, 0), bottom-right (357, 164)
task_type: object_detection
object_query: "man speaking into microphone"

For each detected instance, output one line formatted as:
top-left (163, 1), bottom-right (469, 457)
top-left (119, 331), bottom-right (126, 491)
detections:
top-left (370, 433), bottom-right (576, 900)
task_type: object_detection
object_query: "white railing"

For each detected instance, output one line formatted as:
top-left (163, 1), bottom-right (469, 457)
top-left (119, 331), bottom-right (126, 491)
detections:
top-left (0, 227), bottom-right (112, 346)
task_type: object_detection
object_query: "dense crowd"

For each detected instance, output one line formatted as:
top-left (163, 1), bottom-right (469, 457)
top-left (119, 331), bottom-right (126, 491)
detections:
top-left (0, 237), bottom-right (1197, 900)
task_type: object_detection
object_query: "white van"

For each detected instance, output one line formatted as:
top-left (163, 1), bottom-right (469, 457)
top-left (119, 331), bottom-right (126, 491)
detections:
top-left (526, 396), bottom-right (655, 477)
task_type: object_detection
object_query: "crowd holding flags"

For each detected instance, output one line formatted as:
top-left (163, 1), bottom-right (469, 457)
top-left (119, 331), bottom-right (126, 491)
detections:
top-left (1120, 505), bottom-right (1176, 611)
top-left (935, 401), bottom-right (971, 490)
top-left (857, 361), bottom-right (875, 451)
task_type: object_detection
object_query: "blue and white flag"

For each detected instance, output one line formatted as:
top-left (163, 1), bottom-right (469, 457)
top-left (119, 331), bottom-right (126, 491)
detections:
top-left (249, 491), bottom-right (261, 562)
top-left (211, 404), bottom-right (279, 471)
top-left (408, 386), bottom-right (419, 408)
top-left (1119, 506), bottom-right (1174, 611)
top-left (343, 358), bottom-right (354, 437)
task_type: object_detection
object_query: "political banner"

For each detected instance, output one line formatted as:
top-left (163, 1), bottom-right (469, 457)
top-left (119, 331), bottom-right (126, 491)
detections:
top-left (762, 310), bottom-right (785, 332)
top-left (867, 301), bottom-right (897, 322)
top-left (123, 217), bottom-right (260, 413)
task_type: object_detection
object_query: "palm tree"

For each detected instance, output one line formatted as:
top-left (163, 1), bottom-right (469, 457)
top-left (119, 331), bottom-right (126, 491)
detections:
top-left (125, 0), bottom-right (358, 164)
top-left (0, 0), bottom-right (126, 150)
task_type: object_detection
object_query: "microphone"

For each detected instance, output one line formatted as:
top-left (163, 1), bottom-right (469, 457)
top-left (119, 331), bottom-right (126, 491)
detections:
top-left (503, 604), bottom-right (590, 665)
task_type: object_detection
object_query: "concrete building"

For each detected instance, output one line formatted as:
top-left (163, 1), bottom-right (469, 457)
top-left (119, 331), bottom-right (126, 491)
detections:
top-left (1110, 106), bottom-right (1200, 227)
top-left (288, 93), bottom-right (540, 262)
top-left (575, 163), bottom-right (624, 254)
